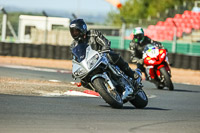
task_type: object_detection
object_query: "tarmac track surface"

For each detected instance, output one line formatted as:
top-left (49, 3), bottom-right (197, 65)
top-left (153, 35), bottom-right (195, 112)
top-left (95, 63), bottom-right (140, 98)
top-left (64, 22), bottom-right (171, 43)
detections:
top-left (0, 65), bottom-right (200, 133)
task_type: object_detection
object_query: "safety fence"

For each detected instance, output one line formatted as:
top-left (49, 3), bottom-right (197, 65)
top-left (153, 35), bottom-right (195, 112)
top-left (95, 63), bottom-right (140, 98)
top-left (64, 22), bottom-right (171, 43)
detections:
top-left (1, 42), bottom-right (200, 70)
top-left (106, 36), bottom-right (200, 56)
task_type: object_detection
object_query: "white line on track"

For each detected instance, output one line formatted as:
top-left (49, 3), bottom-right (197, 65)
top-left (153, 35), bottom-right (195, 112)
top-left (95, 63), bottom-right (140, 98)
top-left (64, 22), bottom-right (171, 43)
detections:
top-left (0, 64), bottom-right (71, 73)
top-left (39, 90), bottom-right (157, 99)
top-left (49, 80), bottom-right (61, 83)
top-left (40, 90), bottom-right (99, 97)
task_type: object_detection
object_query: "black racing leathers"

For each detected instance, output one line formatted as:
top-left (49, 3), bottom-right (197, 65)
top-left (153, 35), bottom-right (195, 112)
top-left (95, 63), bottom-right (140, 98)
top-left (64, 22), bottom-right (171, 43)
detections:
top-left (70, 30), bottom-right (137, 87)
top-left (70, 30), bottom-right (111, 52)
top-left (129, 36), bottom-right (164, 74)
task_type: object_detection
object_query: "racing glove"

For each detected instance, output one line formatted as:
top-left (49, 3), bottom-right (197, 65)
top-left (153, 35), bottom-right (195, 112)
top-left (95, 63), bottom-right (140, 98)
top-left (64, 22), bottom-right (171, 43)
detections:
top-left (137, 59), bottom-right (144, 65)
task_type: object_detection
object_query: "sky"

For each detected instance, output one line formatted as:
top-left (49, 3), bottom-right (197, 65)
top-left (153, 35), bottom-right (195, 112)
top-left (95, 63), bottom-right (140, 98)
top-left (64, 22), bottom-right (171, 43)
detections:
top-left (0, 0), bottom-right (127, 16)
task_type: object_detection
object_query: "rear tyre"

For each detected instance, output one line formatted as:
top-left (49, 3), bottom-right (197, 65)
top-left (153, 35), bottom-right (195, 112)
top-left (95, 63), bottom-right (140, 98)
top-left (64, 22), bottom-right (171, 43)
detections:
top-left (92, 78), bottom-right (123, 109)
top-left (160, 67), bottom-right (174, 90)
top-left (129, 90), bottom-right (148, 109)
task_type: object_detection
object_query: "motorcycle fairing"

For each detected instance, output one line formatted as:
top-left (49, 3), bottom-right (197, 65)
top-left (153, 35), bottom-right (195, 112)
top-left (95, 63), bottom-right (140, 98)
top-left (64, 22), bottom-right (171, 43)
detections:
top-left (72, 44), bottom-right (103, 78)
top-left (144, 49), bottom-right (170, 79)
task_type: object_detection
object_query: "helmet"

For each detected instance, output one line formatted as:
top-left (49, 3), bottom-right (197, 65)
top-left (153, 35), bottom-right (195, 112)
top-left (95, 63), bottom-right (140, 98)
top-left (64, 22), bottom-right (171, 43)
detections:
top-left (69, 19), bottom-right (87, 41)
top-left (133, 27), bottom-right (144, 44)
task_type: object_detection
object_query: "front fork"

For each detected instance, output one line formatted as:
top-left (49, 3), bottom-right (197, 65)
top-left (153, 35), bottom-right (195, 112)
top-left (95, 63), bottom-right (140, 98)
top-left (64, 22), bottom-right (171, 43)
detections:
top-left (91, 72), bottom-right (116, 91)
top-left (91, 72), bottom-right (134, 101)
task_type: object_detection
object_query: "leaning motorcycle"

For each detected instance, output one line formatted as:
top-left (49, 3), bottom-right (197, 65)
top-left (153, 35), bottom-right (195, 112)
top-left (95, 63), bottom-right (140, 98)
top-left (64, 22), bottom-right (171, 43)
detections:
top-left (143, 44), bottom-right (174, 90)
top-left (72, 43), bottom-right (148, 109)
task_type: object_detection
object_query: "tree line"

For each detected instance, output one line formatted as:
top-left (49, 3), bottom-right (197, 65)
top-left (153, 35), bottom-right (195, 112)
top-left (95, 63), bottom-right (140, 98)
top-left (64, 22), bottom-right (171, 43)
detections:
top-left (106, 0), bottom-right (196, 27)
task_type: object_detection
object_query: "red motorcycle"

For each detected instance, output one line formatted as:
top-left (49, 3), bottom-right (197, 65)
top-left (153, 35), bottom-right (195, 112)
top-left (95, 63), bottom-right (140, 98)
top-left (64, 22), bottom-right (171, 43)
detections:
top-left (143, 44), bottom-right (174, 90)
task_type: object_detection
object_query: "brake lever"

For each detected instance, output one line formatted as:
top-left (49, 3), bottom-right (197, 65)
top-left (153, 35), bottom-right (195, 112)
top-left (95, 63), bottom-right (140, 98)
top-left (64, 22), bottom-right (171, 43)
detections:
top-left (99, 50), bottom-right (110, 54)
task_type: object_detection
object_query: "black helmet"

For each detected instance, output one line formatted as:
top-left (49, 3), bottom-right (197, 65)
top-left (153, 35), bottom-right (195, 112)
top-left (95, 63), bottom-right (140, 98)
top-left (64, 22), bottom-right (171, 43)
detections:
top-left (69, 19), bottom-right (87, 41)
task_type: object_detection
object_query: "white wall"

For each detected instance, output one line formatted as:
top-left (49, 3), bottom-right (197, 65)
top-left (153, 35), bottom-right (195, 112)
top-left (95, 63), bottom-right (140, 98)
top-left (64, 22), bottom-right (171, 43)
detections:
top-left (18, 15), bottom-right (70, 43)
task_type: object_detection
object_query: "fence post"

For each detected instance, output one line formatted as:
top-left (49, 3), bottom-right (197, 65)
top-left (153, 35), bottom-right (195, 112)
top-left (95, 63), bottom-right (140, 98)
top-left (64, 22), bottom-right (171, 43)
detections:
top-left (1, 8), bottom-right (7, 42)
top-left (120, 17), bottom-right (126, 50)
top-left (172, 26), bottom-right (177, 53)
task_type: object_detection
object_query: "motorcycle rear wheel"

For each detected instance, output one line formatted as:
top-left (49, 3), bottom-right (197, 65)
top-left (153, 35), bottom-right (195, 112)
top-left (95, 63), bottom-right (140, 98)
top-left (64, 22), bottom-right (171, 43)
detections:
top-left (92, 78), bottom-right (123, 109)
top-left (129, 90), bottom-right (148, 109)
top-left (160, 67), bottom-right (174, 90)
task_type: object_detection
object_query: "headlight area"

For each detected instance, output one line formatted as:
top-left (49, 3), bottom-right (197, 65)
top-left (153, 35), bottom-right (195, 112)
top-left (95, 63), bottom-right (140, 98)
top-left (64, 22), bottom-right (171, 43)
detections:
top-left (87, 54), bottom-right (99, 69)
top-left (74, 67), bottom-right (87, 77)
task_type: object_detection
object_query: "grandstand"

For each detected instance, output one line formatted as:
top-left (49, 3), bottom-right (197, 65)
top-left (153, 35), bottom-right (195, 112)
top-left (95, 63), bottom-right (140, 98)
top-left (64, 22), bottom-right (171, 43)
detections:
top-left (144, 10), bottom-right (200, 42)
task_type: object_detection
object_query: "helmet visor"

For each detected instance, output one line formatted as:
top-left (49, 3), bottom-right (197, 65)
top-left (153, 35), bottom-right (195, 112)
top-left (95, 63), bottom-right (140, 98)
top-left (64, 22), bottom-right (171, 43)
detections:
top-left (70, 28), bottom-right (81, 40)
top-left (134, 34), bottom-right (144, 43)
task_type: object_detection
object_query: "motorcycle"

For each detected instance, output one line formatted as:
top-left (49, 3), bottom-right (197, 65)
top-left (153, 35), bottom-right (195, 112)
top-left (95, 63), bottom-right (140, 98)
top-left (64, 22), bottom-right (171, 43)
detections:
top-left (72, 43), bottom-right (148, 109)
top-left (143, 44), bottom-right (174, 90)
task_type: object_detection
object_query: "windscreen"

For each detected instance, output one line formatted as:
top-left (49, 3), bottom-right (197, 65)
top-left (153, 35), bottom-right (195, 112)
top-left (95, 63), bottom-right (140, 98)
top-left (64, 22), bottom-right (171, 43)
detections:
top-left (144, 44), bottom-right (159, 58)
top-left (72, 43), bottom-right (89, 62)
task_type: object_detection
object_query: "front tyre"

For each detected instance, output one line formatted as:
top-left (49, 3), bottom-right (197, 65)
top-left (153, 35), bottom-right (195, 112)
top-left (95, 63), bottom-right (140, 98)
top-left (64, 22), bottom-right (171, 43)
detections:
top-left (129, 90), bottom-right (148, 109)
top-left (92, 78), bottom-right (123, 109)
top-left (160, 67), bottom-right (174, 90)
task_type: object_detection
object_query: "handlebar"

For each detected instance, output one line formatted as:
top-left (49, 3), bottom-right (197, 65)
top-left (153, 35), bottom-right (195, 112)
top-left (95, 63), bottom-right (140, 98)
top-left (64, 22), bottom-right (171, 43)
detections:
top-left (99, 50), bottom-right (110, 54)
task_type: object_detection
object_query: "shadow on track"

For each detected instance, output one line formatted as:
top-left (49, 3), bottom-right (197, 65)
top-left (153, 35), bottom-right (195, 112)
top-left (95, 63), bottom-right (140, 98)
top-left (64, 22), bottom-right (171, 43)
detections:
top-left (147, 87), bottom-right (200, 93)
top-left (100, 105), bottom-right (170, 110)
top-left (173, 89), bottom-right (200, 93)
top-left (123, 106), bottom-right (170, 110)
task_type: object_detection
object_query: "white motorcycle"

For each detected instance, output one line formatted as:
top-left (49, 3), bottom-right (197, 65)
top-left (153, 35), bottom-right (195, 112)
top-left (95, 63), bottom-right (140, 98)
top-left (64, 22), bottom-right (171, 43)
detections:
top-left (72, 43), bottom-right (148, 109)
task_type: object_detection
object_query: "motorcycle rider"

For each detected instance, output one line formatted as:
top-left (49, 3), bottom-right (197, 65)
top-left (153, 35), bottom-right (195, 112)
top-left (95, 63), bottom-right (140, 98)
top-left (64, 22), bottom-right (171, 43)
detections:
top-left (69, 19), bottom-right (140, 96)
top-left (143, 44), bottom-right (171, 89)
top-left (129, 27), bottom-right (164, 79)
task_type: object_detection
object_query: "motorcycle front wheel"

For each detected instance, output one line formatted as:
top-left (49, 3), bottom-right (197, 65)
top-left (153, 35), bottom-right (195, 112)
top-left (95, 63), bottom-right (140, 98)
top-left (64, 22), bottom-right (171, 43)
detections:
top-left (160, 67), bottom-right (174, 90)
top-left (92, 78), bottom-right (123, 109)
top-left (129, 89), bottom-right (148, 109)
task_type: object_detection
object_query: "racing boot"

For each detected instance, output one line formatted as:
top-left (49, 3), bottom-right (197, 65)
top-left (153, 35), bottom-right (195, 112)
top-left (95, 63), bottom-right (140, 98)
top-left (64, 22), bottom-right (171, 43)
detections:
top-left (116, 57), bottom-right (140, 81)
top-left (107, 52), bottom-right (139, 80)
top-left (115, 57), bottom-right (140, 97)
top-left (119, 64), bottom-right (142, 101)
top-left (107, 52), bottom-right (139, 97)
